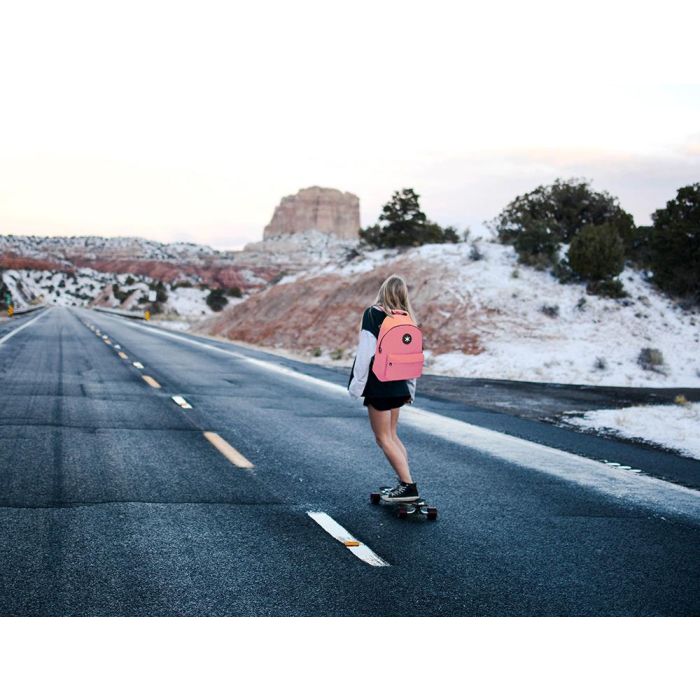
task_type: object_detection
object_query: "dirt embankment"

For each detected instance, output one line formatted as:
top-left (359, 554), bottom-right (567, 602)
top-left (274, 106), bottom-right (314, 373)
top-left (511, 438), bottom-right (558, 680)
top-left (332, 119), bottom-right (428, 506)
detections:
top-left (195, 257), bottom-right (485, 358)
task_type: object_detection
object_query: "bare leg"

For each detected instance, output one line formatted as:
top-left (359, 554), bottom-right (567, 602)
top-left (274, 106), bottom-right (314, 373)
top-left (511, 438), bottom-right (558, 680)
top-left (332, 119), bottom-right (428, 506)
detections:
top-left (390, 407), bottom-right (408, 465)
top-left (368, 405), bottom-right (413, 484)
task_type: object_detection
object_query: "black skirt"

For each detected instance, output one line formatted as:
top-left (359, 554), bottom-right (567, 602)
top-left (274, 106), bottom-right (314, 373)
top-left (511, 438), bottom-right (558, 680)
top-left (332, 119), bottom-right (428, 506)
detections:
top-left (363, 395), bottom-right (410, 411)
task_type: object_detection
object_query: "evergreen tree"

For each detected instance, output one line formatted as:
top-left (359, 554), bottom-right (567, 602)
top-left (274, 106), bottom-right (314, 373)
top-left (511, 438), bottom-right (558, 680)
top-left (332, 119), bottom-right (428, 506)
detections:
top-left (359, 188), bottom-right (458, 248)
top-left (649, 183), bottom-right (700, 302)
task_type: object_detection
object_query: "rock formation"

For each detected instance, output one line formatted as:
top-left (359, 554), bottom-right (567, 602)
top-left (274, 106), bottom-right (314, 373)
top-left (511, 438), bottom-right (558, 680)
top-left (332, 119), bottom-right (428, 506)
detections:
top-left (263, 186), bottom-right (360, 240)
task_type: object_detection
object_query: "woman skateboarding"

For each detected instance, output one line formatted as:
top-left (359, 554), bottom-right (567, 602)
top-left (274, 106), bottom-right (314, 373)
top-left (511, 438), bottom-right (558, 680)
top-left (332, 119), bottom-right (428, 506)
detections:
top-left (348, 274), bottom-right (424, 502)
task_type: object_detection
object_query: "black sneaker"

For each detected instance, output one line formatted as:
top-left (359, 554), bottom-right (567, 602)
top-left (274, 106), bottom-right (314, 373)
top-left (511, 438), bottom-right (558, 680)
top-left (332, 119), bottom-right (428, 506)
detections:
top-left (382, 481), bottom-right (419, 502)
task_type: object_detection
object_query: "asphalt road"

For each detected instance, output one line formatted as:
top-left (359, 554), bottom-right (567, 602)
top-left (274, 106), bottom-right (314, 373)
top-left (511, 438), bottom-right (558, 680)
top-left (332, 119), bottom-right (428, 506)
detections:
top-left (0, 307), bottom-right (698, 616)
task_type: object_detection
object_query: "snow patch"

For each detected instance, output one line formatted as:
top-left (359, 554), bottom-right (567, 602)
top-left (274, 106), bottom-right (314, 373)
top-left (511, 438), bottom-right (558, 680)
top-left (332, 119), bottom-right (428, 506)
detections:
top-left (563, 403), bottom-right (700, 460)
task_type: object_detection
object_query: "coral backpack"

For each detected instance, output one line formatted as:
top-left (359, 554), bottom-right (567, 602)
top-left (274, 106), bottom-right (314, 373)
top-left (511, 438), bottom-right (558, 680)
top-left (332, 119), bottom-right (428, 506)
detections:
top-left (371, 308), bottom-right (424, 382)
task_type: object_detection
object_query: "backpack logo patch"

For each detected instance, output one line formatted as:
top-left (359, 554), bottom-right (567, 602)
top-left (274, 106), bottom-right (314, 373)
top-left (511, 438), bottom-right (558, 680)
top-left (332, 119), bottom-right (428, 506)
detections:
top-left (402, 333), bottom-right (412, 345)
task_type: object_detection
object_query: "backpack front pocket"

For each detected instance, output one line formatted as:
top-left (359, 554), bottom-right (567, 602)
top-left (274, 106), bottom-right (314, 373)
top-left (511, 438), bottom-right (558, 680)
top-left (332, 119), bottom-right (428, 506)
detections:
top-left (385, 352), bottom-right (424, 380)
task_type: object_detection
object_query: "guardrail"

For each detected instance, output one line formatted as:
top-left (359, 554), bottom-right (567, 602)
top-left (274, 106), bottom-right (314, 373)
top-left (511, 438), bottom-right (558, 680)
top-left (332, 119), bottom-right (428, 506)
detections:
top-left (93, 306), bottom-right (147, 320)
top-left (9, 305), bottom-right (47, 316)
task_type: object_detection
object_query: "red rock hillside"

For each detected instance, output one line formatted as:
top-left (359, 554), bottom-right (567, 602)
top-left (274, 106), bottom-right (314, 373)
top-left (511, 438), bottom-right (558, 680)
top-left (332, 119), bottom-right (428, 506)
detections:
top-left (195, 256), bottom-right (485, 359)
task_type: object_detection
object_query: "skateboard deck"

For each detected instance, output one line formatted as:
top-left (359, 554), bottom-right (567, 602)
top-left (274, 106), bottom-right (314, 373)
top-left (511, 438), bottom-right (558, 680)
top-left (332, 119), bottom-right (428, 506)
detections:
top-left (370, 486), bottom-right (438, 520)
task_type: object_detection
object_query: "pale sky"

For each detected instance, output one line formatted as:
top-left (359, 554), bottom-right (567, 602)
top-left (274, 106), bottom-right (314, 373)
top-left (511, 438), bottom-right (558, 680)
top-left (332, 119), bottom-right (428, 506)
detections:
top-left (1, 1), bottom-right (698, 249)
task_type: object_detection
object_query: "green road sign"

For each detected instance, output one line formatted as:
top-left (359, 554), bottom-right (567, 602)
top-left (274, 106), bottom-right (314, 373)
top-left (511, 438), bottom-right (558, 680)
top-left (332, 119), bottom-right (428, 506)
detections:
top-left (4, 293), bottom-right (11, 305)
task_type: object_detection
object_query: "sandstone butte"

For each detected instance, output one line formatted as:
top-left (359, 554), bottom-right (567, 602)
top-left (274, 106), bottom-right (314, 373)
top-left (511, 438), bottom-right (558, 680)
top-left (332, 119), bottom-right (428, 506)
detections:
top-left (263, 186), bottom-right (360, 240)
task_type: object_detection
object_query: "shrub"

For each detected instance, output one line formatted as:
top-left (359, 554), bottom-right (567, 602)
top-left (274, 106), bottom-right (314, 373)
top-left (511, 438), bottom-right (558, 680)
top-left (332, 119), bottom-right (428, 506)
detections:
top-left (148, 280), bottom-right (168, 303)
top-left (594, 357), bottom-right (607, 371)
top-left (227, 286), bottom-right (242, 298)
top-left (469, 243), bottom-right (484, 261)
top-left (552, 258), bottom-right (577, 283)
top-left (205, 288), bottom-right (228, 312)
top-left (490, 178), bottom-right (635, 267)
top-left (638, 347), bottom-right (665, 372)
top-left (0, 276), bottom-right (10, 310)
top-left (269, 271), bottom-right (287, 285)
top-left (311, 347), bottom-right (322, 357)
top-left (330, 348), bottom-right (344, 361)
top-left (540, 304), bottom-right (559, 318)
top-left (586, 278), bottom-right (627, 298)
top-left (648, 183), bottom-right (700, 303)
top-left (568, 223), bottom-right (625, 281)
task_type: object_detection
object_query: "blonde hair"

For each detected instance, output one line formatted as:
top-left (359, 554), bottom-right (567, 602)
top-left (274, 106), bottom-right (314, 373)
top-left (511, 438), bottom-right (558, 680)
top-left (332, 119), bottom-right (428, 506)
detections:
top-left (374, 274), bottom-right (417, 322)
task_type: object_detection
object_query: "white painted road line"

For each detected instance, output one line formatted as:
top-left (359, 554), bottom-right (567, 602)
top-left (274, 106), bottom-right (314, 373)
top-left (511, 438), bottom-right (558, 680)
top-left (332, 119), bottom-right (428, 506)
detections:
top-left (133, 361), bottom-right (144, 369)
top-left (171, 395), bottom-right (193, 409)
top-left (0, 309), bottom-right (50, 347)
top-left (203, 431), bottom-right (254, 468)
top-left (107, 315), bottom-right (700, 521)
top-left (307, 512), bottom-right (389, 567)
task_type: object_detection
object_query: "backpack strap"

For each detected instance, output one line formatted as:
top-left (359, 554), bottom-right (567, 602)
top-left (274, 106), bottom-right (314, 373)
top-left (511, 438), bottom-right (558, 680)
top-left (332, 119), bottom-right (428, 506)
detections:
top-left (376, 305), bottom-right (408, 317)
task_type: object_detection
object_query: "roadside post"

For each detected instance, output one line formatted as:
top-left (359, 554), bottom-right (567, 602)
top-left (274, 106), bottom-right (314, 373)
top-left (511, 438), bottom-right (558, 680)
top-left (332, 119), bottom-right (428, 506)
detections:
top-left (146, 289), bottom-right (157, 321)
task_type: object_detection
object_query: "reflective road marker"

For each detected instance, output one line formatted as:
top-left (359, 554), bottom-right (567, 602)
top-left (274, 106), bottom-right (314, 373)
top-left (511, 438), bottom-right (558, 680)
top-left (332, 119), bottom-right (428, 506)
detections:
top-left (203, 432), bottom-right (253, 468)
top-left (171, 395), bottom-right (193, 409)
top-left (118, 351), bottom-right (128, 360)
top-left (133, 361), bottom-right (144, 369)
top-left (307, 512), bottom-right (389, 567)
top-left (142, 375), bottom-right (161, 389)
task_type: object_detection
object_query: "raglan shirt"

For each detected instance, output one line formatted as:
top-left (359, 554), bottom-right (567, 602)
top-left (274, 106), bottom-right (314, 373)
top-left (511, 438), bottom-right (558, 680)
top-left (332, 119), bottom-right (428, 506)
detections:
top-left (347, 305), bottom-right (416, 401)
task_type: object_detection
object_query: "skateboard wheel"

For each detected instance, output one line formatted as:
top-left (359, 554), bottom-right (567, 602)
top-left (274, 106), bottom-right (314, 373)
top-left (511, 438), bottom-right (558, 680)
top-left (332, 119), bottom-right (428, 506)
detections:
top-left (427, 507), bottom-right (438, 520)
top-left (370, 493), bottom-right (381, 505)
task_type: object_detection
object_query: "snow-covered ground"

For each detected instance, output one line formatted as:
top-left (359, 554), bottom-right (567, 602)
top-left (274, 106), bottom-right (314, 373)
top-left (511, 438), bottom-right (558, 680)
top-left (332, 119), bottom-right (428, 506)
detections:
top-left (310, 234), bottom-right (700, 387)
top-left (1, 266), bottom-right (245, 323)
top-left (563, 402), bottom-right (700, 460)
top-left (0, 233), bottom-right (222, 263)
top-left (2, 268), bottom-right (113, 308)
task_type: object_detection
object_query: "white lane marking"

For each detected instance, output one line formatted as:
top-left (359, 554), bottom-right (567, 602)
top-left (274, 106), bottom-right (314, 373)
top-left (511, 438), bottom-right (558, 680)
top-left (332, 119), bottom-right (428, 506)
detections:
top-left (307, 512), bottom-right (389, 567)
top-left (204, 431), bottom-right (254, 468)
top-left (171, 395), bottom-right (193, 409)
top-left (0, 309), bottom-right (51, 347)
top-left (133, 361), bottom-right (144, 369)
top-left (104, 315), bottom-right (700, 520)
top-left (116, 318), bottom-right (347, 394)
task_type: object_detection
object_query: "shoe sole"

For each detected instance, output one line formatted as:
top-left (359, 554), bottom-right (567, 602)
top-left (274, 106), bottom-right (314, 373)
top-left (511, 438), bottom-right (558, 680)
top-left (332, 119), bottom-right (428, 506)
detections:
top-left (381, 496), bottom-right (420, 503)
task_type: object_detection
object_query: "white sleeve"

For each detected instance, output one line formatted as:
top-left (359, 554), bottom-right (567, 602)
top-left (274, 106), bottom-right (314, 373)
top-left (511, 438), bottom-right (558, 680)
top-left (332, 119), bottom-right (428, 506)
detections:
top-left (407, 378), bottom-right (416, 402)
top-left (348, 329), bottom-right (376, 398)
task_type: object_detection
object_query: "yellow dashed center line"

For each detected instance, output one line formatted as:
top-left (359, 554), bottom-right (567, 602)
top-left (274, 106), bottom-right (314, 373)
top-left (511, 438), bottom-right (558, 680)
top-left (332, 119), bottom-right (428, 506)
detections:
top-left (118, 351), bottom-right (128, 359)
top-left (204, 432), bottom-right (254, 468)
top-left (142, 375), bottom-right (161, 389)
